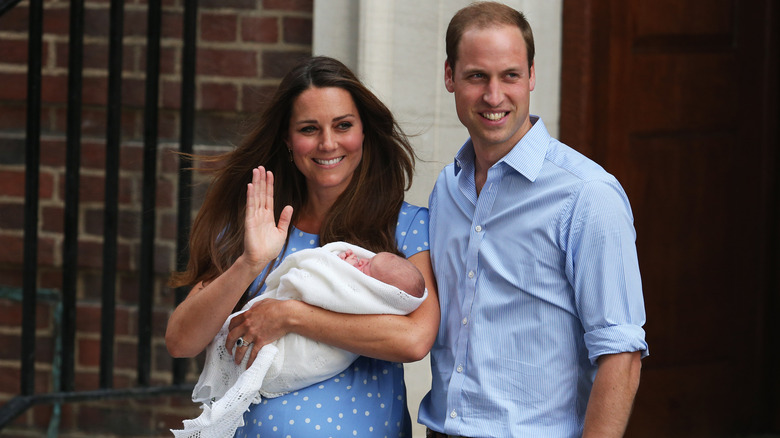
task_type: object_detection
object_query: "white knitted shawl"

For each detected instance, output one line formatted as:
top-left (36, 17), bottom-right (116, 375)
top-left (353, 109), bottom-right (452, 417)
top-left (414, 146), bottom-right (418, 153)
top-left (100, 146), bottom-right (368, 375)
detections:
top-left (171, 242), bottom-right (427, 437)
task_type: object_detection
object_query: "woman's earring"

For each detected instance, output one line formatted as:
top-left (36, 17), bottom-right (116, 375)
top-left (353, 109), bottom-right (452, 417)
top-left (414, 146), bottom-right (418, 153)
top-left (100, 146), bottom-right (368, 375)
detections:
top-left (287, 148), bottom-right (293, 162)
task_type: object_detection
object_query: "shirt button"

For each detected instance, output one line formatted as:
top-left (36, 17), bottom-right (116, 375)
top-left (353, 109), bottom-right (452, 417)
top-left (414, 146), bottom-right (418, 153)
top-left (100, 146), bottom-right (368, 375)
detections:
top-left (456, 364), bottom-right (464, 373)
top-left (475, 225), bottom-right (482, 232)
top-left (468, 271), bottom-right (474, 278)
top-left (450, 410), bottom-right (457, 419)
top-left (462, 317), bottom-right (468, 325)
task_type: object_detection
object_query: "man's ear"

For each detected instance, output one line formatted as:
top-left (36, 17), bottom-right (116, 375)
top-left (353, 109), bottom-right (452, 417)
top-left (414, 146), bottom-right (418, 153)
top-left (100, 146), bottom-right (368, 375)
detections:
top-left (444, 60), bottom-right (455, 93)
top-left (529, 61), bottom-right (536, 92)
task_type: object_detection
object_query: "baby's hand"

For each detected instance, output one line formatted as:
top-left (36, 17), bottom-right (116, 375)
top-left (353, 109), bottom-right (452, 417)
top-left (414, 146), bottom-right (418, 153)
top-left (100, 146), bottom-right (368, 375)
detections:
top-left (338, 250), bottom-right (354, 261)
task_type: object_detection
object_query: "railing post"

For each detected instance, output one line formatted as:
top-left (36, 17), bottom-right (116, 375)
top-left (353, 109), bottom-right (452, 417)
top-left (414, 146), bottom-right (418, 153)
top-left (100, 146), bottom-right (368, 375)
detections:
top-left (21, 0), bottom-right (44, 398)
top-left (173, 0), bottom-right (198, 385)
top-left (139, 0), bottom-right (162, 387)
top-left (61, 0), bottom-right (85, 393)
top-left (99, 0), bottom-right (125, 389)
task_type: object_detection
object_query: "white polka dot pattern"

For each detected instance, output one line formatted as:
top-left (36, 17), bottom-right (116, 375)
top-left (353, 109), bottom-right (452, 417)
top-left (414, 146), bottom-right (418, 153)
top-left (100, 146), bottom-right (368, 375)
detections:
top-left (235, 203), bottom-right (429, 437)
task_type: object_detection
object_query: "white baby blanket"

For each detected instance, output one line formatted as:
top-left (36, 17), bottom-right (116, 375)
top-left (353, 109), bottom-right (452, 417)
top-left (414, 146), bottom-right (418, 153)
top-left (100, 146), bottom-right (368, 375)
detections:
top-left (171, 241), bottom-right (427, 437)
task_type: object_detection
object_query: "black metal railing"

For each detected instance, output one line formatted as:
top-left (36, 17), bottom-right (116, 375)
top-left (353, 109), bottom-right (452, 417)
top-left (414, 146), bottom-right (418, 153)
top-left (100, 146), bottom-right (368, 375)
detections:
top-left (0, 0), bottom-right (199, 429)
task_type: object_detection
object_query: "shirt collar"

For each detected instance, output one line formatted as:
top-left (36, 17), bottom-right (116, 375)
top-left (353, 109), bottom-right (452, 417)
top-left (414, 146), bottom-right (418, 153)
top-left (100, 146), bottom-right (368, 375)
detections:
top-left (453, 115), bottom-right (550, 183)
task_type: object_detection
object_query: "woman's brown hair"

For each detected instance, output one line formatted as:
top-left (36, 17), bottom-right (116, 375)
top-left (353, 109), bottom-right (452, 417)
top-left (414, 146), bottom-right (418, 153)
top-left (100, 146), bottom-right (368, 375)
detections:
top-left (169, 56), bottom-right (417, 294)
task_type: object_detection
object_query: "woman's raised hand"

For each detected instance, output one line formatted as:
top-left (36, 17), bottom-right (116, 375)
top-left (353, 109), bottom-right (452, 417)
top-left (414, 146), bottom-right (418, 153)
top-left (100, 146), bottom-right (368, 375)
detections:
top-left (243, 166), bottom-right (293, 270)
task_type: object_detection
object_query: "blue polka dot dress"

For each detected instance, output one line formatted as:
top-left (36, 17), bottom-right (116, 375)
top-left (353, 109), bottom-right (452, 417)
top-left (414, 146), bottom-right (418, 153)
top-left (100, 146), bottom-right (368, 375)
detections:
top-left (234, 202), bottom-right (430, 438)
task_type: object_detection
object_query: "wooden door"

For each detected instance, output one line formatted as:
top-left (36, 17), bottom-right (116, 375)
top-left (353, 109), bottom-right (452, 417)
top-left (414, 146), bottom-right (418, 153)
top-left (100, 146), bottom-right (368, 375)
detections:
top-left (560, 1), bottom-right (779, 436)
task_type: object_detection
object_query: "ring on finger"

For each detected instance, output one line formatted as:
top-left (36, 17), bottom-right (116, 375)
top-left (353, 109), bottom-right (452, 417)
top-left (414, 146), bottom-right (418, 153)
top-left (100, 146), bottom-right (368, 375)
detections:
top-left (236, 336), bottom-right (252, 348)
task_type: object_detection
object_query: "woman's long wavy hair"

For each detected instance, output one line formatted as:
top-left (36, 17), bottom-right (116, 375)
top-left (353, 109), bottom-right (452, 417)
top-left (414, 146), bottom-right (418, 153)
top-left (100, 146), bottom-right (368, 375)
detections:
top-left (169, 56), bottom-right (417, 296)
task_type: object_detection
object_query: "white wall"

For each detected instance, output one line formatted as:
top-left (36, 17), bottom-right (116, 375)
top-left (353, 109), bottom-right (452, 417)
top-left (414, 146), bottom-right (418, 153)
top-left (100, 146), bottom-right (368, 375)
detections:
top-left (314, 1), bottom-right (562, 436)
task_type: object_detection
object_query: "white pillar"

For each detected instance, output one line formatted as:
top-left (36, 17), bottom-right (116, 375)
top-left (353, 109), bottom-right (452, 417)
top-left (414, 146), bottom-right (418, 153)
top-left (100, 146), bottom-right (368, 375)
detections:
top-left (313, 2), bottom-right (562, 436)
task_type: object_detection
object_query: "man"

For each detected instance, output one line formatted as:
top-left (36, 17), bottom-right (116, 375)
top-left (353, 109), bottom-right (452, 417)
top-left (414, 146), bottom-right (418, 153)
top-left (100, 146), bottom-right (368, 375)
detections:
top-left (419, 2), bottom-right (648, 437)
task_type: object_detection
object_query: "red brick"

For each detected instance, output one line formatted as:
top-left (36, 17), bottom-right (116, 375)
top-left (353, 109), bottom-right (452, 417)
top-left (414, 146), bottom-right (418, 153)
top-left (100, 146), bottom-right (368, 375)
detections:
top-left (0, 73), bottom-right (27, 100)
top-left (0, 39), bottom-right (30, 65)
top-left (0, 170), bottom-right (25, 197)
top-left (283, 16), bottom-right (312, 45)
top-left (36, 236), bottom-right (57, 267)
top-left (86, 41), bottom-right (112, 72)
top-left (40, 138), bottom-right (65, 166)
top-left (40, 205), bottom-right (62, 234)
top-left (0, 236), bottom-right (23, 264)
top-left (115, 241), bottom-right (134, 271)
top-left (155, 177), bottom-right (176, 208)
top-left (115, 340), bottom-right (138, 369)
top-left (261, 50), bottom-right (309, 78)
top-left (123, 8), bottom-right (148, 38)
top-left (122, 77), bottom-right (147, 108)
top-left (161, 79), bottom-right (181, 109)
top-left (241, 16), bottom-right (278, 43)
top-left (154, 343), bottom-right (172, 372)
top-left (0, 267), bottom-right (22, 288)
top-left (0, 4), bottom-right (29, 32)
top-left (153, 308), bottom-right (171, 337)
top-left (120, 143), bottom-right (145, 172)
top-left (0, 137), bottom-right (24, 164)
top-left (56, 403), bottom-right (77, 431)
top-left (240, 84), bottom-right (272, 114)
top-left (75, 240), bottom-right (103, 269)
top-left (34, 335), bottom-right (54, 362)
top-left (73, 173), bottom-right (106, 203)
top-left (30, 404), bottom-right (55, 429)
top-left (0, 333), bottom-right (21, 360)
top-left (0, 103), bottom-right (27, 132)
top-left (118, 209), bottom-right (141, 239)
top-left (42, 7), bottom-right (70, 35)
top-left (263, 0), bottom-right (313, 12)
top-left (200, 82), bottom-right (238, 111)
top-left (81, 140), bottom-right (106, 169)
top-left (118, 175), bottom-right (136, 204)
top-left (83, 7), bottom-right (111, 37)
top-left (115, 306), bottom-right (133, 336)
top-left (0, 366), bottom-right (21, 396)
top-left (82, 76), bottom-right (109, 106)
top-left (201, 12), bottom-right (238, 42)
top-left (200, 0), bottom-right (256, 9)
top-left (137, 45), bottom-right (179, 75)
top-left (74, 370), bottom-right (99, 391)
top-left (77, 337), bottom-right (100, 367)
top-left (118, 273), bottom-right (139, 303)
top-left (0, 203), bottom-right (24, 229)
top-left (39, 269), bottom-right (62, 290)
top-left (76, 304), bottom-right (101, 333)
top-left (0, 300), bottom-right (24, 326)
top-left (197, 48), bottom-right (257, 78)
top-left (192, 111), bottom-right (243, 145)
top-left (78, 239), bottom-right (132, 272)
top-left (157, 109), bottom-right (180, 141)
top-left (40, 74), bottom-right (67, 103)
top-left (161, 9), bottom-right (183, 39)
top-left (159, 212), bottom-right (177, 240)
top-left (159, 145), bottom-right (180, 173)
top-left (154, 243), bottom-right (175, 274)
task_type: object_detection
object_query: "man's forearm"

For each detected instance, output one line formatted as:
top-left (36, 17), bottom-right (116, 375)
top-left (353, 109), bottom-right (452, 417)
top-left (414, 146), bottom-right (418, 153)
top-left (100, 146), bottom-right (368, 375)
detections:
top-left (582, 351), bottom-right (642, 438)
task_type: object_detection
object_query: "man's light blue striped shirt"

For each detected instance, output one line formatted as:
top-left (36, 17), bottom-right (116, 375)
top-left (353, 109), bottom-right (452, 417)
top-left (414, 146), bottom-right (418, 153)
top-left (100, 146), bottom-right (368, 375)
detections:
top-left (419, 116), bottom-right (648, 438)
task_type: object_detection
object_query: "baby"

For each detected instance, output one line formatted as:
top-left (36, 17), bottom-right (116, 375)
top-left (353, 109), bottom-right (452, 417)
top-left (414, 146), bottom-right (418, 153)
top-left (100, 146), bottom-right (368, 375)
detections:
top-left (338, 249), bottom-right (425, 298)
top-left (177, 242), bottom-right (428, 437)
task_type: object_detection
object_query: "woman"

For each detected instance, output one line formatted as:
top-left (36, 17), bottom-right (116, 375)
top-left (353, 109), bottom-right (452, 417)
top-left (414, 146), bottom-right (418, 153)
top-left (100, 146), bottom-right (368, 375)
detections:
top-left (165, 56), bottom-right (439, 437)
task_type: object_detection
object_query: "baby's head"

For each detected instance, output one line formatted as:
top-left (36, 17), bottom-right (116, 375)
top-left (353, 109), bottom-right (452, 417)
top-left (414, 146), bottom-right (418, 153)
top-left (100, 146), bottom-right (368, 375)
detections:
top-left (367, 252), bottom-right (426, 298)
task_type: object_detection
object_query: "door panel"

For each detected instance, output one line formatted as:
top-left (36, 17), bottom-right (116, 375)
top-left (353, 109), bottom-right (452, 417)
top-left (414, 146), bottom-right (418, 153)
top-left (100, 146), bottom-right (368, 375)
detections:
top-left (561, 1), bottom-right (778, 435)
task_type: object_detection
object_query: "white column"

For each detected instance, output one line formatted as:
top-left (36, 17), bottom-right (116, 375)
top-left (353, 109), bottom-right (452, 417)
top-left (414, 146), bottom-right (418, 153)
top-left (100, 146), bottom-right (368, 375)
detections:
top-left (313, 3), bottom-right (562, 436)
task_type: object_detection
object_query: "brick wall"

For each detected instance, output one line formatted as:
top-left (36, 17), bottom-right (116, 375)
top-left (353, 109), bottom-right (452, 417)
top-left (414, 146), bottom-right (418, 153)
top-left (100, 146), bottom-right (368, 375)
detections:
top-left (0, 0), bottom-right (312, 436)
